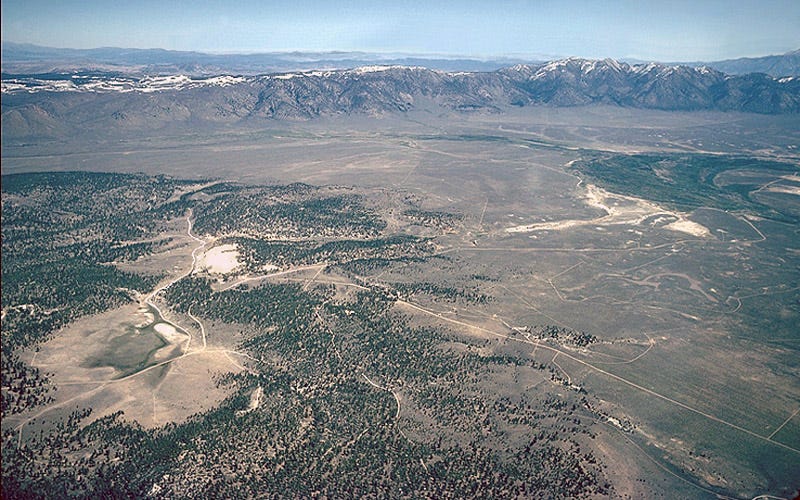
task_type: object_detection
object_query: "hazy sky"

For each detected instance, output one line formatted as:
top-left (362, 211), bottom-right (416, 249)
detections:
top-left (2, 0), bottom-right (799, 61)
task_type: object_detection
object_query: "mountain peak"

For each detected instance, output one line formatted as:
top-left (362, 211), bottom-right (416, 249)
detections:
top-left (2, 56), bottom-right (798, 135)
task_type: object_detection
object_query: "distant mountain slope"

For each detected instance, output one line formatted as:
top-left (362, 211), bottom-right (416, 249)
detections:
top-left (0, 41), bottom-right (533, 75)
top-left (2, 59), bottom-right (799, 140)
top-left (4, 42), bottom-right (799, 77)
top-left (688, 50), bottom-right (800, 77)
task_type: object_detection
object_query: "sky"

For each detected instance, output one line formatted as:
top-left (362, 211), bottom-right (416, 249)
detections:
top-left (2, 0), bottom-right (799, 62)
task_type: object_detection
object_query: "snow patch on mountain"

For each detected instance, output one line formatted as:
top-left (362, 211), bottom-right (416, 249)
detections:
top-left (1, 74), bottom-right (247, 94)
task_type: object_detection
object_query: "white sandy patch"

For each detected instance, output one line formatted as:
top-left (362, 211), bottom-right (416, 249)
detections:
top-left (154, 323), bottom-right (188, 344)
top-left (507, 184), bottom-right (661, 233)
top-left (584, 184), bottom-right (622, 215)
top-left (664, 220), bottom-right (711, 237)
top-left (506, 183), bottom-right (710, 237)
top-left (197, 244), bottom-right (241, 274)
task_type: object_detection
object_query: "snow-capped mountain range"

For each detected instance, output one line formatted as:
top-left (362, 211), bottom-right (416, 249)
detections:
top-left (2, 58), bottom-right (798, 140)
top-left (3, 58), bottom-right (797, 100)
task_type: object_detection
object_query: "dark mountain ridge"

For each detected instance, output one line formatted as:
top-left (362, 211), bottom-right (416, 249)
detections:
top-left (2, 58), bottom-right (799, 141)
top-left (666, 49), bottom-right (800, 78)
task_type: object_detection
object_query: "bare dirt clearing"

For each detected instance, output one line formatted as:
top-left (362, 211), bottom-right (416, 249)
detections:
top-left (6, 214), bottom-right (247, 435)
top-left (196, 243), bottom-right (241, 275)
top-left (505, 183), bottom-right (711, 237)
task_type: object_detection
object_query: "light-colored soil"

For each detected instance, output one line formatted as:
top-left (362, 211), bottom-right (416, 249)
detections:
top-left (505, 183), bottom-right (711, 237)
top-left (197, 243), bottom-right (241, 274)
top-left (153, 322), bottom-right (189, 344)
top-left (663, 219), bottom-right (711, 237)
top-left (10, 302), bottom-right (245, 431)
top-left (150, 352), bottom-right (245, 426)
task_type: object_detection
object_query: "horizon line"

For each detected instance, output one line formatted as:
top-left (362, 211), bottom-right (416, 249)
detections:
top-left (2, 40), bottom-right (798, 64)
